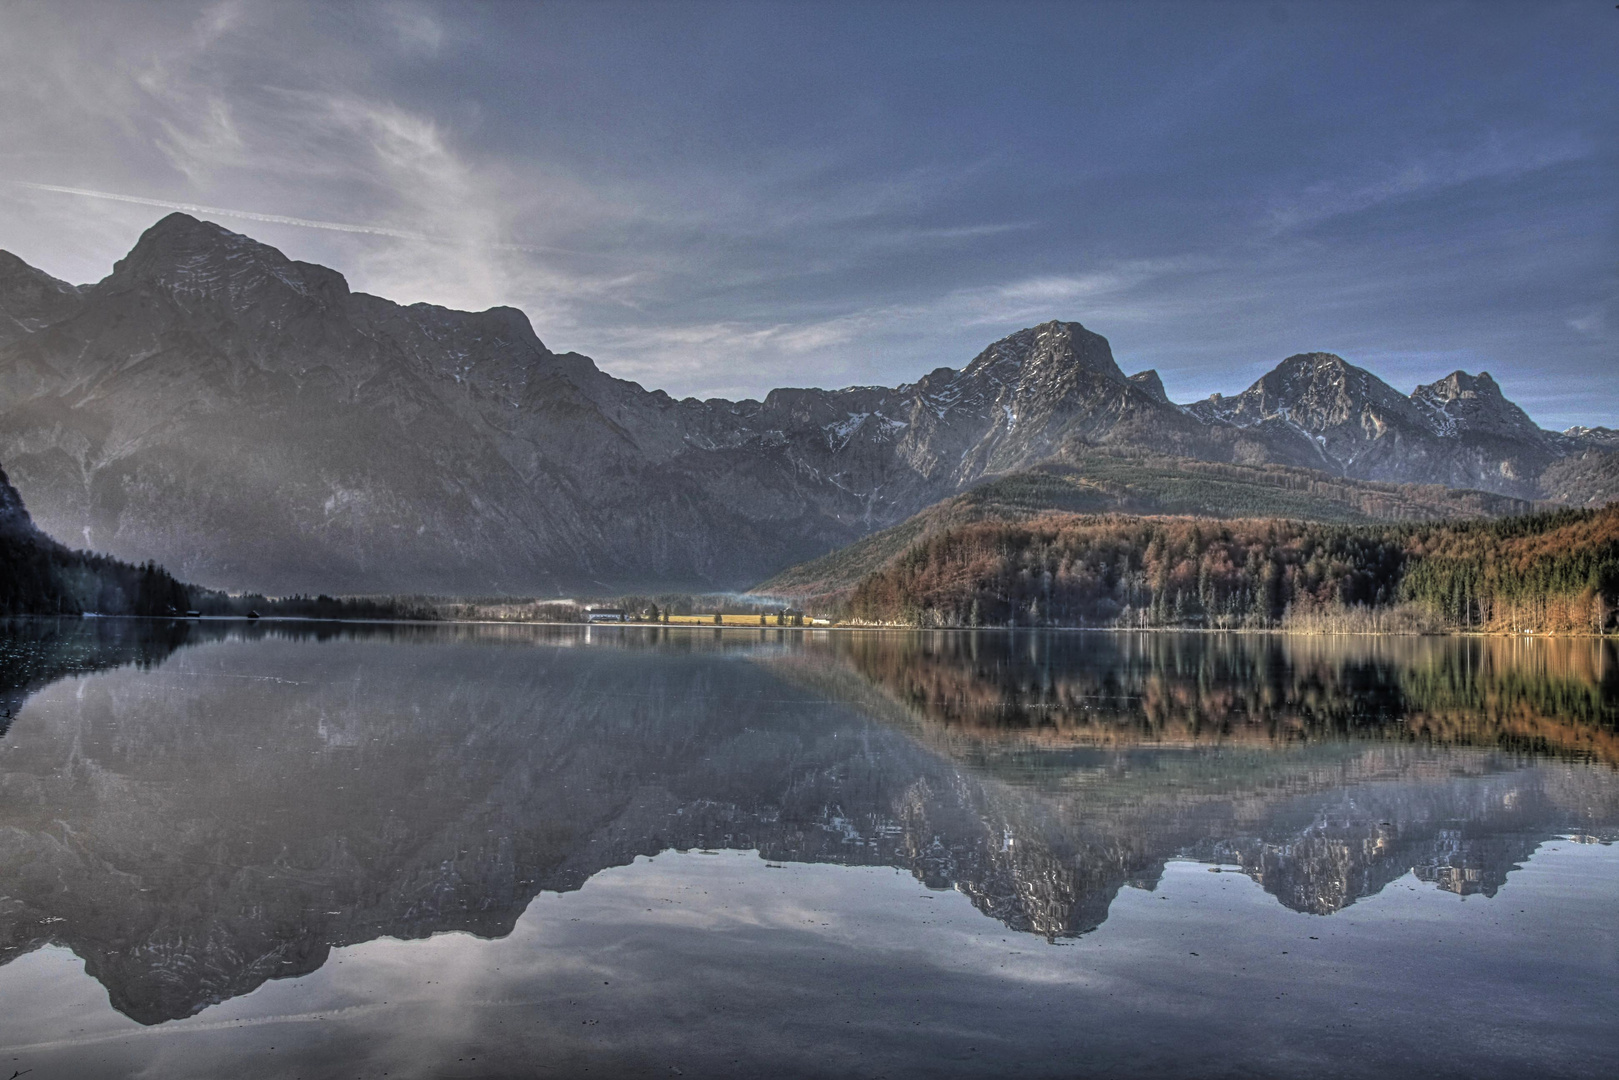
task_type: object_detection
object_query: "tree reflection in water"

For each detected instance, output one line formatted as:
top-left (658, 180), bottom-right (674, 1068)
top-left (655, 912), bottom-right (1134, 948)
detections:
top-left (0, 621), bottom-right (1613, 1024)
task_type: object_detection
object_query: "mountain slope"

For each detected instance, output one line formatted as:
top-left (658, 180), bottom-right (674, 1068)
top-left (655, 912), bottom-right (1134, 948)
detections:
top-left (0, 461), bottom-right (189, 617)
top-left (752, 451), bottom-right (1531, 602)
top-left (1188, 353), bottom-right (1566, 498)
top-left (0, 217), bottom-right (1232, 593)
top-left (1540, 449), bottom-right (1619, 508)
top-left (0, 252), bottom-right (83, 347)
top-left (0, 213), bottom-right (1597, 595)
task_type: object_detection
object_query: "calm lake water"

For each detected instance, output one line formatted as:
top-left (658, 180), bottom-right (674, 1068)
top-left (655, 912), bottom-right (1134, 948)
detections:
top-left (0, 619), bottom-right (1615, 1079)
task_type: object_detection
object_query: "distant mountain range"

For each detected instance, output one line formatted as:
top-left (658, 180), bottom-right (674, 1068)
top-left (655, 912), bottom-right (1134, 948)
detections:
top-left (0, 213), bottom-right (1612, 595)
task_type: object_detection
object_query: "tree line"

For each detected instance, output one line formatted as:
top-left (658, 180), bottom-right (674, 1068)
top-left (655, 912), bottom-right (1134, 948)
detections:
top-left (843, 506), bottom-right (1619, 634)
top-left (0, 532), bottom-right (190, 618)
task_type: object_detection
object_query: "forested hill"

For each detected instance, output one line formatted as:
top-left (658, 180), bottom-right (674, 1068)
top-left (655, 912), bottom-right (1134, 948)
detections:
top-left (837, 505), bottom-right (1619, 635)
top-left (754, 451), bottom-right (1531, 601)
top-left (0, 463), bottom-right (190, 617)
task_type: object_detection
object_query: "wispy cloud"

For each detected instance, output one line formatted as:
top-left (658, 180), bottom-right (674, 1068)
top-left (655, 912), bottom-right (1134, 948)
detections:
top-left (1264, 133), bottom-right (1594, 233)
top-left (0, 1), bottom-right (1610, 424)
top-left (0, 2), bottom-right (648, 321)
top-left (592, 255), bottom-right (1225, 397)
top-left (13, 181), bottom-right (453, 245)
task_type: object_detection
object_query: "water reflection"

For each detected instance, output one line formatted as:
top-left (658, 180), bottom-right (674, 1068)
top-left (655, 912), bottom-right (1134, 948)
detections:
top-left (822, 629), bottom-right (1619, 762)
top-left (0, 621), bottom-right (1614, 1027)
top-left (0, 616), bottom-right (194, 732)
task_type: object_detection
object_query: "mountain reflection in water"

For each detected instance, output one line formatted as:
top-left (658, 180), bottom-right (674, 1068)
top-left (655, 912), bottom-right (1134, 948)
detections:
top-left (0, 620), bottom-right (1614, 1029)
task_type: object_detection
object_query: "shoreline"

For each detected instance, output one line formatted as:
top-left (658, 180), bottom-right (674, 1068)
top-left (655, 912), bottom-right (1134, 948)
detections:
top-left (33, 614), bottom-right (1619, 640)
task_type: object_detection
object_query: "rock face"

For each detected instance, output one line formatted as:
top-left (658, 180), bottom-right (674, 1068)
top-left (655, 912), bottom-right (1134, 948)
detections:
top-left (1565, 425), bottom-right (1619, 450)
top-left (0, 462), bottom-right (39, 539)
top-left (1540, 448), bottom-right (1619, 508)
top-left (0, 214), bottom-right (1596, 594)
top-left (0, 252), bottom-right (83, 347)
top-left (1188, 354), bottom-right (1567, 498)
top-left (1127, 368), bottom-right (1170, 404)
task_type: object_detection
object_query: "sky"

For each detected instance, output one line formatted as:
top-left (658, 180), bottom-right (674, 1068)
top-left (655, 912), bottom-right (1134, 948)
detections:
top-left (0, 1), bottom-right (1613, 426)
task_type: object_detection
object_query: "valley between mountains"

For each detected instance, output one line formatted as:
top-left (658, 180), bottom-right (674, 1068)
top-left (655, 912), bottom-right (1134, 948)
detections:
top-left (1, 212), bottom-right (1614, 597)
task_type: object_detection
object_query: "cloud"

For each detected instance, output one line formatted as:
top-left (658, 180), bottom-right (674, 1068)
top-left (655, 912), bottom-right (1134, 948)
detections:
top-left (381, 2), bottom-right (445, 55)
top-left (1264, 132), bottom-right (1594, 233)
top-left (588, 255), bottom-right (1226, 398)
top-left (12, 181), bottom-right (449, 244)
top-left (0, 2), bottom-right (643, 323)
top-left (954, 257), bottom-right (1226, 327)
top-left (0, 2), bottom-right (1610, 425)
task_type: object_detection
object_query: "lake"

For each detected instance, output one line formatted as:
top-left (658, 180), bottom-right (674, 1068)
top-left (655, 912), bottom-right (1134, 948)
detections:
top-left (0, 619), bottom-right (1615, 1078)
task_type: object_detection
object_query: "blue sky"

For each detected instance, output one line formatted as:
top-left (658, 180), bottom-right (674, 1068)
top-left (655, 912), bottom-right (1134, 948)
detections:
top-left (1, 1), bottom-right (1613, 425)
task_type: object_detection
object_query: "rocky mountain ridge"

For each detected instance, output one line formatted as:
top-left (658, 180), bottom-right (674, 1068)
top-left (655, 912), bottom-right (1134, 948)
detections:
top-left (0, 213), bottom-right (1603, 594)
top-left (1187, 352), bottom-right (1573, 493)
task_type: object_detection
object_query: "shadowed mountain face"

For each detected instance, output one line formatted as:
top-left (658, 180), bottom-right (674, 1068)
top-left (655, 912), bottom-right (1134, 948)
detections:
top-left (0, 251), bottom-right (83, 347)
top-left (1542, 447), bottom-right (1619, 508)
top-left (0, 215), bottom-right (1593, 594)
top-left (0, 623), bottom-right (1613, 1025)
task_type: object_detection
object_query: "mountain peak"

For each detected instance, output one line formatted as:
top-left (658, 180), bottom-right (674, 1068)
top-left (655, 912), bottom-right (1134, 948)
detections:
top-left (102, 212), bottom-right (350, 305)
top-left (1418, 369), bottom-right (1502, 400)
top-left (962, 320), bottom-right (1125, 385)
top-left (147, 210), bottom-right (230, 239)
top-left (1241, 351), bottom-right (1416, 419)
top-left (116, 212), bottom-right (247, 270)
top-left (481, 305), bottom-right (545, 351)
top-left (1127, 369), bottom-right (1170, 404)
top-left (1412, 370), bottom-right (1543, 440)
top-left (1188, 350), bottom-right (1429, 466)
top-left (1565, 425), bottom-right (1619, 449)
top-left (1273, 351), bottom-right (1353, 377)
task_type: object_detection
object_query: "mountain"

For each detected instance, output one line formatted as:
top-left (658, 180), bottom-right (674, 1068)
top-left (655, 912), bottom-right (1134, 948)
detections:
top-left (0, 217), bottom-right (1196, 593)
top-left (0, 251), bottom-right (83, 347)
top-left (1540, 448), bottom-right (1619, 508)
top-left (0, 460), bottom-right (189, 617)
top-left (1126, 368), bottom-right (1170, 404)
top-left (0, 459), bottom-right (36, 539)
top-left (753, 452), bottom-right (1531, 603)
top-left (1565, 425), bottom-right (1619, 449)
top-left (0, 214), bottom-right (1600, 595)
top-left (1188, 354), bottom-right (1567, 498)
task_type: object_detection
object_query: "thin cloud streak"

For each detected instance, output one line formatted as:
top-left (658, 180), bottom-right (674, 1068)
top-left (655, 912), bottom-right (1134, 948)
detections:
top-left (10, 181), bottom-right (556, 254)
